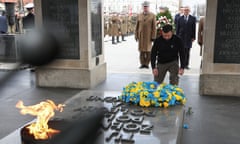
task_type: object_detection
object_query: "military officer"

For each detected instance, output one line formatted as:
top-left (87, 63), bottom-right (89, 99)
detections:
top-left (135, 1), bottom-right (156, 69)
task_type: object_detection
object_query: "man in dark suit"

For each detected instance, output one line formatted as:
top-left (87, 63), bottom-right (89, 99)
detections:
top-left (176, 6), bottom-right (196, 69)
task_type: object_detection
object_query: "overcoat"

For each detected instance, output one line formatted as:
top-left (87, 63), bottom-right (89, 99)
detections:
top-left (108, 16), bottom-right (120, 36)
top-left (120, 15), bottom-right (128, 35)
top-left (198, 17), bottom-right (204, 56)
top-left (135, 12), bottom-right (156, 52)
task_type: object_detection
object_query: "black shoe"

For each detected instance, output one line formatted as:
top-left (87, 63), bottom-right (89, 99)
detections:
top-left (122, 39), bottom-right (126, 41)
top-left (30, 68), bottom-right (35, 72)
top-left (185, 66), bottom-right (190, 70)
top-left (117, 41), bottom-right (121, 43)
top-left (144, 65), bottom-right (149, 69)
top-left (139, 65), bottom-right (145, 69)
top-left (112, 42), bottom-right (117, 44)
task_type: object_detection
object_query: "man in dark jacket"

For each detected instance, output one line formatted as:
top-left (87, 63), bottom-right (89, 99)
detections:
top-left (0, 11), bottom-right (8, 34)
top-left (176, 6), bottom-right (196, 69)
top-left (151, 24), bottom-right (186, 85)
top-left (22, 3), bottom-right (35, 29)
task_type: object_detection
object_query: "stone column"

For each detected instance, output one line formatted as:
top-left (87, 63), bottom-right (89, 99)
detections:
top-left (34, 0), bottom-right (106, 89)
top-left (200, 0), bottom-right (240, 96)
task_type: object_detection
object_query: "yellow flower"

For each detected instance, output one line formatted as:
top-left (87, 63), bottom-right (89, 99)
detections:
top-left (159, 103), bottom-right (163, 107)
top-left (140, 99), bottom-right (151, 107)
top-left (153, 91), bottom-right (160, 98)
top-left (174, 94), bottom-right (182, 101)
top-left (175, 87), bottom-right (183, 93)
top-left (130, 88), bottom-right (137, 93)
top-left (182, 98), bottom-right (186, 104)
top-left (163, 102), bottom-right (169, 108)
top-left (150, 84), bottom-right (155, 89)
top-left (144, 91), bottom-right (149, 96)
top-left (151, 100), bottom-right (156, 105)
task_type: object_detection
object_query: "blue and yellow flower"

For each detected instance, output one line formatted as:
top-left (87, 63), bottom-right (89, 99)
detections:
top-left (119, 81), bottom-right (186, 108)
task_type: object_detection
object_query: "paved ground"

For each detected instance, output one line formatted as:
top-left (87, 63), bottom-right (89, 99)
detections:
top-left (0, 34), bottom-right (240, 144)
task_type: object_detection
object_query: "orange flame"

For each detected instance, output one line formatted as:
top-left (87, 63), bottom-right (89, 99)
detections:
top-left (16, 100), bottom-right (65, 140)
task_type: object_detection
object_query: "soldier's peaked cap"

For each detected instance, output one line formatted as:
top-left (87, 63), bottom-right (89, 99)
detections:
top-left (142, 1), bottom-right (150, 7)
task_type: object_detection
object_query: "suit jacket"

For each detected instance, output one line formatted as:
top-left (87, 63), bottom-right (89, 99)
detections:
top-left (176, 15), bottom-right (196, 48)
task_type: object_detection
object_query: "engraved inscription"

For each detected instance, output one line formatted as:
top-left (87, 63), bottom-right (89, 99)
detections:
top-left (214, 0), bottom-right (240, 63)
top-left (41, 0), bottom-right (80, 59)
top-left (91, 0), bottom-right (102, 57)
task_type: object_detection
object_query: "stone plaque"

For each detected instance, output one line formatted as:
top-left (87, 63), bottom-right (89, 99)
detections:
top-left (214, 0), bottom-right (240, 63)
top-left (91, 0), bottom-right (102, 57)
top-left (41, 0), bottom-right (80, 59)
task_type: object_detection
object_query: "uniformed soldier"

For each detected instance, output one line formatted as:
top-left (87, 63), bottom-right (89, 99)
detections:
top-left (119, 13), bottom-right (128, 41)
top-left (131, 13), bottom-right (137, 35)
top-left (135, 1), bottom-right (156, 69)
top-left (103, 12), bottom-right (109, 37)
top-left (127, 14), bottom-right (132, 35)
top-left (108, 12), bottom-right (121, 44)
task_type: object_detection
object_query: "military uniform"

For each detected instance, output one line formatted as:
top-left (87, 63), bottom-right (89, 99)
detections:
top-left (130, 14), bottom-right (137, 35)
top-left (120, 14), bottom-right (128, 41)
top-left (135, 11), bottom-right (156, 68)
top-left (198, 16), bottom-right (204, 56)
top-left (108, 14), bottom-right (121, 44)
top-left (103, 14), bottom-right (109, 37)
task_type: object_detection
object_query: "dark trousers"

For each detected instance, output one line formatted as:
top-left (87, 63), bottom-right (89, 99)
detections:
top-left (154, 60), bottom-right (179, 85)
top-left (112, 36), bottom-right (120, 44)
top-left (122, 35), bottom-right (126, 41)
top-left (185, 47), bottom-right (191, 67)
top-left (140, 51), bottom-right (151, 66)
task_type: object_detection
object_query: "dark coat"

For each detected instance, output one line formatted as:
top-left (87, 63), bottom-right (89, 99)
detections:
top-left (176, 15), bottom-right (196, 49)
top-left (22, 13), bottom-right (35, 29)
top-left (0, 16), bottom-right (8, 33)
top-left (174, 13), bottom-right (181, 32)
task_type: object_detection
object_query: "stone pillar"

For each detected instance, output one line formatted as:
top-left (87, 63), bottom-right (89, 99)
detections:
top-left (34, 0), bottom-right (106, 89)
top-left (200, 0), bottom-right (240, 96)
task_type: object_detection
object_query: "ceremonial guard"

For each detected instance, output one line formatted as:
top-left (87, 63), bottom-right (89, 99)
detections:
top-left (120, 13), bottom-right (128, 41)
top-left (109, 12), bottom-right (121, 44)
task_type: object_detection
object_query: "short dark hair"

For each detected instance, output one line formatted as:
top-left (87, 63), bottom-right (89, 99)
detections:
top-left (162, 24), bottom-right (173, 33)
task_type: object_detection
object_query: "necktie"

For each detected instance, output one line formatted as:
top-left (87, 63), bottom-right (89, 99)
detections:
top-left (184, 16), bottom-right (188, 23)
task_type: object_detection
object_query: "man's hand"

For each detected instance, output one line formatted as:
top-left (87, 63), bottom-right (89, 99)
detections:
top-left (152, 68), bottom-right (158, 76)
top-left (179, 68), bottom-right (184, 75)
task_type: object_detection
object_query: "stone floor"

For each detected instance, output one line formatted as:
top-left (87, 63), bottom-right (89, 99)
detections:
top-left (0, 70), bottom-right (240, 144)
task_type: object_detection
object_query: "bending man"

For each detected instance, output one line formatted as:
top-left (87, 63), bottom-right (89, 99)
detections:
top-left (151, 24), bottom-right (186, 85)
